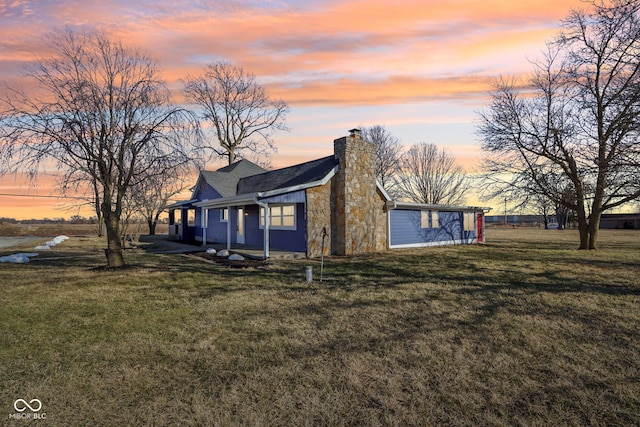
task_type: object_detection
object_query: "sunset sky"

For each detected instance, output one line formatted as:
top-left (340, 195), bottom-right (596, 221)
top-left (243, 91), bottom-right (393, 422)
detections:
top-left (0, 0), bottom-right (586, 219)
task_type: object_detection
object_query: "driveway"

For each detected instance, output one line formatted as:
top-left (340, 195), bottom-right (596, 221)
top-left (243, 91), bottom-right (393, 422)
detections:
top-left (0, 236), bottom-right (41, 251)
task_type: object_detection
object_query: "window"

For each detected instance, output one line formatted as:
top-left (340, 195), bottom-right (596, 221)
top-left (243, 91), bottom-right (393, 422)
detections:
top-left (421, 210), bottom-right (439, 228)
top-left (260, 204), bottom-right (296, 230)
top-left (421, 211), bottom-right (429, 228)
top-left (220, 208), bottom-right (228, 222)
top-left (187, 209), bottom-right (196, 226)
top-left (464, 212), bottom-right (476, 231)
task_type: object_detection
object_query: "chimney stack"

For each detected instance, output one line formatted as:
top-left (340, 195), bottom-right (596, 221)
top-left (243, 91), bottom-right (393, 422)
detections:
top-left (331, 128), bottom-right (378, 255)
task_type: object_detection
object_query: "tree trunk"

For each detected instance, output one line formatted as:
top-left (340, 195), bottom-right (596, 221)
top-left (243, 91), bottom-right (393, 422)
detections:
top-left (575, 203), bottom-right (589, 250)
top-left (577, 223), bottom-right (589, 249)
top-left (147, 219), bottom-right (156, 235)
top-left (588, 210), bottom-right (602, 250)
top-left (104, 210), bottom-right (125, 267)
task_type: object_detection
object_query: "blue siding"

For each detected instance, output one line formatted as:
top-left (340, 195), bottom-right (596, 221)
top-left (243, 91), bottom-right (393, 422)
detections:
top-left (271, 203), bottom-right (306, 252)
top-left (196, 202), bottom-right (305, 251)
top-left (244, 203), bottom-right (306, 252)
top-left (204, 208), bottom-right (229, 243)
top-left (244, 205), bottom-right (262, 247)
top-left (390, 209), bottom-right (476, 247)
top-left (193, 181), bottom-right (224, 242)
top-left (178, 208), bottom-right (195, 241)
top-left (259, 190), bottom-right (305, 204)
top-left (194, 179), bottom-right (222, 201)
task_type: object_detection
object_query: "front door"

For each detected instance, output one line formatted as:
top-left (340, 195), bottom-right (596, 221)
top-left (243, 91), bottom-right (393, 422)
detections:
top-left (477, 213), bottom-right (484, 243)
top-left (237, 207), bottom-right (245, 244)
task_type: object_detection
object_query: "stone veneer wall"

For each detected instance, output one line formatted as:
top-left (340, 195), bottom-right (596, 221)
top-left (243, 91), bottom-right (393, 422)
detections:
top-left (305, 183), bottom-right (332, 258)
top-left (331, 135), bottom-right (387, 256)
top-left (373, 187), bottom-right (388, 251)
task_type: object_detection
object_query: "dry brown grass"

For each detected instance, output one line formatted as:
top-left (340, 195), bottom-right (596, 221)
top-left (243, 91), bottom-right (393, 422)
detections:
top-left (1, 229), bottom-right (639, 426)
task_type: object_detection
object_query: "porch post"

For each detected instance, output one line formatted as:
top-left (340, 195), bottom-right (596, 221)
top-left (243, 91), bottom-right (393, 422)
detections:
top-left (201, 207), bottom-right (207, 246)
top-left (263, 203), bottom-right (270, 259)
top-left (168, 209), bottom-right (175, 239)
top-left (226, 206), bottom-right (231, 250)
top-left (254, 198), bottom-right (270, 259)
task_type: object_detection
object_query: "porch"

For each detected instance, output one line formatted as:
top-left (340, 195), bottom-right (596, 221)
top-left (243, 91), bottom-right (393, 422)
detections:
top-left (140, 234), bottom-right (305, 260)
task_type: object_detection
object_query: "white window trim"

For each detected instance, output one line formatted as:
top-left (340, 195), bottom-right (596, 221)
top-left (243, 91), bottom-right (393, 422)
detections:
top-left (420, 210), bottom-right (439, 229)
top-left (464, 212), bottom-right (476, 231)
top-left (259, 204), bottom-right (297, 231)
top-left (187, 208), bottom-right (196, 226)
top-left (220, 208), bottom-right (228, 223)
top-left (420, 210), bottom-right (429, 228)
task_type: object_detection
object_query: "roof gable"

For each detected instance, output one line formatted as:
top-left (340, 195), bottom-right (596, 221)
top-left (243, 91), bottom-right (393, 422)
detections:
top-left (197, 159), bottom-right (267, 198)
top-left (237, 155), bottom-right (338, 195)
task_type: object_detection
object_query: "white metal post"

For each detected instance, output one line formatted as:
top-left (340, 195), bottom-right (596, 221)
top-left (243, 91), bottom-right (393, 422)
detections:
top-left (226, 206), bottom-right (231, 250)
top-left (254, 198), bottom-right (270, 259)
top-left (201, 207), bottom-right (207, 245)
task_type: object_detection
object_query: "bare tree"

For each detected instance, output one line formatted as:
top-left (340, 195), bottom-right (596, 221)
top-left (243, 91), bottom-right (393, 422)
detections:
top-left (183, 61), bottom-right (289, 165)
top-left (396, 142), bottom-right (469, 206)
top-left (360, 125), bottom-right (402, 195)
top-left (0, 29), bottom-right (197, 267)
top-left (127, 170), bottom-right (192, 235)
top-left (480, 167), bottom-right (574, 228)
top-left (478, 0), bottom-right (640, 249)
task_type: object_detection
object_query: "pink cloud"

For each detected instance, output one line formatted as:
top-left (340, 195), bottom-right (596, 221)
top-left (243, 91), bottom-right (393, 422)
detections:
top-left (0, 0), bottom-right (589, 215)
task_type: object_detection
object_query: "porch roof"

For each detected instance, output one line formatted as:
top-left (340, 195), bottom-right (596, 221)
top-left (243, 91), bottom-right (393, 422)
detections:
top-left (193, 193), bottom-right (259, 209)
top-left (165, 199), bottom-right (198, 209)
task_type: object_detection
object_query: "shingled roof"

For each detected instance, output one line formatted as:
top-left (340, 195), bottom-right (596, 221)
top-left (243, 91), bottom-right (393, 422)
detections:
top-left (199, 159), bottom-right (267, 197)
top-left (237, 155), bottom-right (338, 195)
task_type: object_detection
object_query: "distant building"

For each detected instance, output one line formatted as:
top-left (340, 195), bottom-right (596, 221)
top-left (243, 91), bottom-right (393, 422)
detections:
top-left (598, 213), bottom-right (640, 229)
top-left (485, 215), bottom-right (547, 227)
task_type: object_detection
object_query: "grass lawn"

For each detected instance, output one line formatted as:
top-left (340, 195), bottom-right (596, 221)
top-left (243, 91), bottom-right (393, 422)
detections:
top-left (1, 229), bottom-right (639, 426)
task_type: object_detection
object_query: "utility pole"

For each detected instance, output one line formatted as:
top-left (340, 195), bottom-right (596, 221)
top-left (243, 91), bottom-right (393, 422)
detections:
top-left (504, 196), bottom-right (507, 227)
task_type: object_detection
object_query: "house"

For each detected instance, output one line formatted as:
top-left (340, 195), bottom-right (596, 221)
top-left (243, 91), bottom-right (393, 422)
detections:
top-left (598, 213), bottom-right (640, 229)
top-left (167, 129), bottom-right (487, 258)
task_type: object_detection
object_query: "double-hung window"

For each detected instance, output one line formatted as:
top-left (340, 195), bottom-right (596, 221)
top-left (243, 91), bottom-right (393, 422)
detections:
top-left (464, 212), bottom-right (475, 231)
top-left (421, 210), bottom-right (439, 228)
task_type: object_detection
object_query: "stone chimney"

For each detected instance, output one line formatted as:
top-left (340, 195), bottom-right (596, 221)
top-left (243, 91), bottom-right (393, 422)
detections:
top-left (331, 128), bottom-right (379, 255)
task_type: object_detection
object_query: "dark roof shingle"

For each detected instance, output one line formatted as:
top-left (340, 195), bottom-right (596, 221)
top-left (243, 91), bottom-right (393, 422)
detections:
top-left (237, 155), bottom-right (338, 195)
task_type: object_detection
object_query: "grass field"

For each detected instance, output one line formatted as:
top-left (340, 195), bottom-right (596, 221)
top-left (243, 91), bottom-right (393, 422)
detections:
top-left (1, 229), bottom-right (639, 426)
